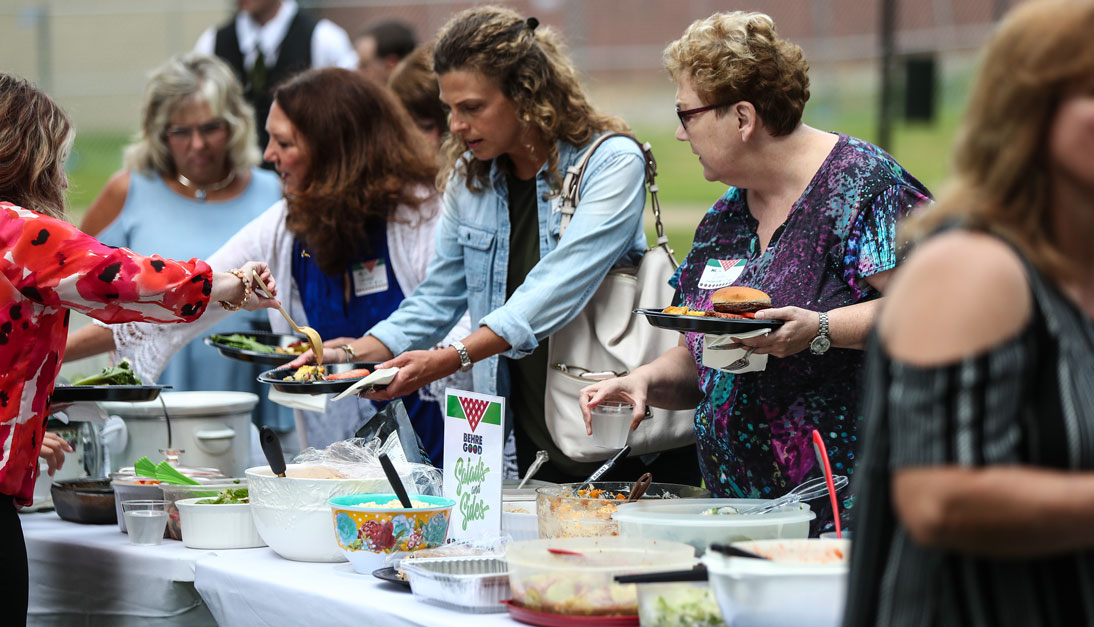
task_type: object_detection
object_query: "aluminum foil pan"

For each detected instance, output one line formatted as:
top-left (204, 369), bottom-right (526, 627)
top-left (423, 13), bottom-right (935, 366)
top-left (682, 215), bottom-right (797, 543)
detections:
top-left (401, 556), bottom-right (510, 613)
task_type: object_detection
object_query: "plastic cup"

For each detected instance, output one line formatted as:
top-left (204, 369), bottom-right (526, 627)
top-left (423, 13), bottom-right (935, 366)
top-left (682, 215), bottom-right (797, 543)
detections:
top-left (589, 400), bottom-right (634, 449)
top-left (121, 500), bottom-right (169, 545)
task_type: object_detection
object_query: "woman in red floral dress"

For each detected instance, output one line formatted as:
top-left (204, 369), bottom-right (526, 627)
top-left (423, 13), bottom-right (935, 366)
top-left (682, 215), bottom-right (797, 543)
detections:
top-left (0, 73), bottom-right (277, 623)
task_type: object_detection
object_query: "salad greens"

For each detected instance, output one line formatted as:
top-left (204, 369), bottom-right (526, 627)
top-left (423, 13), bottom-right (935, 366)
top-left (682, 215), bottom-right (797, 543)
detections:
top-left (209, 333), bottom-right (277, 354)
top-left (70, 359), bottom-right (142, 386)
top-left (197, 488), bottom-right (249, 504)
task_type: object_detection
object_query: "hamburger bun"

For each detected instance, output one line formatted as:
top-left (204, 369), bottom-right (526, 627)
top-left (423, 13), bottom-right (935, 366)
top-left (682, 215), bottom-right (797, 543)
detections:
top-left (711, 286), bottom-right (772, 314)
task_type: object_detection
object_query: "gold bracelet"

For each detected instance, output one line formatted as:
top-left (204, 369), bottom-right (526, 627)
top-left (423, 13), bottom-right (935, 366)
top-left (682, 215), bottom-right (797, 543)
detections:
top-left (218, 269), bottom-right (252, 311)
top-left (340, 344), bottom-right (356, 363)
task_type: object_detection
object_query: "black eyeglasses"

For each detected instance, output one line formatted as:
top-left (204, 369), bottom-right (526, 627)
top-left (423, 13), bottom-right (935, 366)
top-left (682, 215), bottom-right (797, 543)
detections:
top-left (675, 103), bottom-right (730, 129)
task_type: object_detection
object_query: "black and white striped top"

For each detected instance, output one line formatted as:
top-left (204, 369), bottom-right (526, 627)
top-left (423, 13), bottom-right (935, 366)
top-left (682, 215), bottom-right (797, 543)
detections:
top-left (843, 254), bottom-right (1094, 627)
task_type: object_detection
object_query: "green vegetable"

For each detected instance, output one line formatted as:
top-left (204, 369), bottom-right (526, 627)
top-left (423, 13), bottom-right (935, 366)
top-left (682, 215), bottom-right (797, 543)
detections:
top-left (70, 359), bottom-right (143, 386)
top-left (134, 456), bottom-right (158, 479)
top-left (196, 488), bottom-right (249, 504)
top-left (647, 585), bottom-right (726, 627)
top-left (210, 333), bottom-right (277, 354)
top-left (155, 461), bottom-right (200, 485)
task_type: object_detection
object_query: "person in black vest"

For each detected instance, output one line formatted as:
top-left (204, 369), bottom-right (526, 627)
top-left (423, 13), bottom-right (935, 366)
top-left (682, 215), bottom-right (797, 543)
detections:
top-left (195, 0), bottom-right (356, 152)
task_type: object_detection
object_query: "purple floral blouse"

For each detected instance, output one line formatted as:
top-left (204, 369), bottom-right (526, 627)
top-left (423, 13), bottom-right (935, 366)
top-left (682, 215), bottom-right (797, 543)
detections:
top-left (670, 134), bottom-right (931, 531)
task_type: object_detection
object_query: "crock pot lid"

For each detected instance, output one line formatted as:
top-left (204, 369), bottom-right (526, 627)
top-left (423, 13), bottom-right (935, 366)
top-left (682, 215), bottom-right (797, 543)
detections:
top-left (99, 391), bottom-right (259, 417)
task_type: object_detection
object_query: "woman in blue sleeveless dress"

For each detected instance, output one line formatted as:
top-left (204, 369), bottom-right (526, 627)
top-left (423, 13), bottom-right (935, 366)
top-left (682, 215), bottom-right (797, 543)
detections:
top-left (74, 52), bottom-right (288, 429)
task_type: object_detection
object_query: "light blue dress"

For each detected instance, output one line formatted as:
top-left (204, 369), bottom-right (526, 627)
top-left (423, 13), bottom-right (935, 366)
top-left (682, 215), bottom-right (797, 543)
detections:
top-left (96, 168), bottom-right (292, 430)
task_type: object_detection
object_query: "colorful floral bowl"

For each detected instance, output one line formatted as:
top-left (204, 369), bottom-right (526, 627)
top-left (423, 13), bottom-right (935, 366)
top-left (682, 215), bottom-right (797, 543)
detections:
top-left (327, 493), bottom-right (456, 574)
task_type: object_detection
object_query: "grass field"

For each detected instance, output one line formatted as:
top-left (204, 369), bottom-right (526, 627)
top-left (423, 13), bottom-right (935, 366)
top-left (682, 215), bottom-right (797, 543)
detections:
top-left (63, 64), bottom-right (970, 256)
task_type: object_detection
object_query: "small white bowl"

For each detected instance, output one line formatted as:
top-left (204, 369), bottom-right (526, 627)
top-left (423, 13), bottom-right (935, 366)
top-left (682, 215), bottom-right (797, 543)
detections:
top-left (501, 500), bottom-right (538, 541)
top-left (175, 497), bottom-right (266, 550)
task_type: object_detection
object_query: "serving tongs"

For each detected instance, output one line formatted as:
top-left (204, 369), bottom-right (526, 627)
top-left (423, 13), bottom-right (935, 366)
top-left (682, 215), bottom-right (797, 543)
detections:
top-left (251, 270), bottom-right (325, 367)
top-left (734, 475), bottom-right (849, 516)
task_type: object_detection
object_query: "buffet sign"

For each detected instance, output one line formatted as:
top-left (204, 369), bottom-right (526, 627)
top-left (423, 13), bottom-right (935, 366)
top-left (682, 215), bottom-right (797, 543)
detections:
top-left (442, 388), bottom-right (504, 542)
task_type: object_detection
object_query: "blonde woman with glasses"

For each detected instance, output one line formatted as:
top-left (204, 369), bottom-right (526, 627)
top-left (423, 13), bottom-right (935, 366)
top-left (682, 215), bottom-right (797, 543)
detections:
top-left (74, 52), bottom-right (286, 428)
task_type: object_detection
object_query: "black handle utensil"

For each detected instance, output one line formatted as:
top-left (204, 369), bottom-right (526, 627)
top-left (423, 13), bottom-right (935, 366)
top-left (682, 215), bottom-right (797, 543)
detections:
top-left (259, 426), bottom-right (286, 477)
top-left (615, 565), bottom-right (709, 584)
top-left (379, 452), bottom-right (413, 509)
top-left (579, 445), bottom-right (631, 490)
top-left (709, 543), bottom-right (769, 560)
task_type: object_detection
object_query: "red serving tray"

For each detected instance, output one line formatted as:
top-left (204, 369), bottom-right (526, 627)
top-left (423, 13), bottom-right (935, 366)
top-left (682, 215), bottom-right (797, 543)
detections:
top-left (501, 600), bottom-right (638, 626)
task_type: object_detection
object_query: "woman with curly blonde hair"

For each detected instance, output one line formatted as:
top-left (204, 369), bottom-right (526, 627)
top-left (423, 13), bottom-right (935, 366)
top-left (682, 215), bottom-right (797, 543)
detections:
top-left (580, 10), bottom-right (931, 533)
top-left (293, 5), bottom-right (702, 482)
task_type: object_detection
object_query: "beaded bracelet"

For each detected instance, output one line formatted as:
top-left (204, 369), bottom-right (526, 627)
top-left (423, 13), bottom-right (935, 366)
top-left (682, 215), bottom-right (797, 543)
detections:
top-left (218, 268), bottom-right (252, 311)
top-left (340, 344), bottom-right (356, 363)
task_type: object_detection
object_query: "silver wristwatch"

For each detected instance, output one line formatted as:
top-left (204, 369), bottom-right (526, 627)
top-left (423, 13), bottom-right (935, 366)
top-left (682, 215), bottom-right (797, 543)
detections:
top-left (810, 311), bottom-right (831, 355)
top-left (450, 340), bottom-right (473, 373)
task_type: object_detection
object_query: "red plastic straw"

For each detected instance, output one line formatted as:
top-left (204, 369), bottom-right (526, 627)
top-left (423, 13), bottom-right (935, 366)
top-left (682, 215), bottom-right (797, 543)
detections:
top-left (812, 429), bottom-right (842, 539)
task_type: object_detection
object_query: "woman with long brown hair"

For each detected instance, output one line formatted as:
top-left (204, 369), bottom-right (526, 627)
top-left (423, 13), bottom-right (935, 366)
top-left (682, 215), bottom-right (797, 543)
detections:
top-left (843, 1), bottom-right (1094, 624)
top-left (69, 67), bottom-right (467, 460)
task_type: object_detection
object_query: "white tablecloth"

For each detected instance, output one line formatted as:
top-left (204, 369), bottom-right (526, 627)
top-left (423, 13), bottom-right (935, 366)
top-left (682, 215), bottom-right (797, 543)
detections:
top-left (195, 547), bottom-right (517, 626)
top-left (23, 512), bottom-right (520, 626)
top-left (21, 512), bottom-right (218, 626)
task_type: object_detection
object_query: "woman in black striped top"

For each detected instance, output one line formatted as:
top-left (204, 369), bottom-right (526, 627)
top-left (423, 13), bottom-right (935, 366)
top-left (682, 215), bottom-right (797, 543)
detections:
top-left (843, 1), bottom-right (1094, 625)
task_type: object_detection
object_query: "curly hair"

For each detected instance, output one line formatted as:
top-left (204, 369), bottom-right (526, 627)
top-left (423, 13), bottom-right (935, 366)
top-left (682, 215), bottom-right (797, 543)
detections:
top-left (664, 11), bottom-right (810, 136)
top-left (274, 68), bottom-right (438, 275)
top-left (123, 53), bottom-right (260, 177)
top-left (432, 5), bottom-right (628, 194)
top-left (901, 0), bottom-right (1094, 281)
top-left (0, 73), bottom-right (73, 219)
top-left (388, 44), bottom-right (447, 143)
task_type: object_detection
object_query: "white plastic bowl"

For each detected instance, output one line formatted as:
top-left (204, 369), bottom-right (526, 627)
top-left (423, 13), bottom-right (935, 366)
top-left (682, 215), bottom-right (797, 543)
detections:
top-left (175, 497), bottom-right (265, 549)
top-left (245, 464), bottom-right (391, 562)
top-left (613, 498), bottom-right (814, 555)
top-left (702, 539), bottom-right (850, 627)
top-left (501, 500), bottom-right (538, 541)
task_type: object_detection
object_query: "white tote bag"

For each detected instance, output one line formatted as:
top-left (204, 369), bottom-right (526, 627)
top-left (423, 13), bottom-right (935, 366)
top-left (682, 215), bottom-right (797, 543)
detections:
top-left (544, 133), bottom-right (696, 462)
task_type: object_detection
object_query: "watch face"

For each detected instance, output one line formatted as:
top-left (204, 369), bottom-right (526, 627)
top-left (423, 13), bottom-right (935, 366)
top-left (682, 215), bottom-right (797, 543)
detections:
top-left (810, 336), bottom-right (832, 355)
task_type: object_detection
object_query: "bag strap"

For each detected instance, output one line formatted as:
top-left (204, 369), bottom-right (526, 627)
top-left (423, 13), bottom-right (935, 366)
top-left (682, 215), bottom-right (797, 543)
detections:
top-left (558, 132), bottom-right (677, 269)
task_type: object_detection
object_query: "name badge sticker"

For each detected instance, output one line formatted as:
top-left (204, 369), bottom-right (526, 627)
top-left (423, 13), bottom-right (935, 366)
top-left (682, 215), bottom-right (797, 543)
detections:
top-left (351, 259), bottom-right (389, 297)
top-left (698, 258), bottom-right (746, 290)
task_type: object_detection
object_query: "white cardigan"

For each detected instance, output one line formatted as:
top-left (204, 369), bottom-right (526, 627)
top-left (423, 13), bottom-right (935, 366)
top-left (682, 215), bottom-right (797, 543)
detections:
top-left (111, 194), bottom-right (471, 391)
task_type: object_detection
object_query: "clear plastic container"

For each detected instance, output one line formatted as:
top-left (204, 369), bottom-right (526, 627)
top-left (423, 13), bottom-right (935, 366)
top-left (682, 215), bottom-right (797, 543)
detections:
top-left (588, 401), bottom-right (633, 449)
top-left (636, 581), bottom-right (726, 627)
top-left (613, 498), bottom-right (814, 555)
top-left (402, 556), bottom-right (510, 613)
top-left (506, 537), bottom-right (696, 617)
top-left (536, 482), bottom-right (710, 539)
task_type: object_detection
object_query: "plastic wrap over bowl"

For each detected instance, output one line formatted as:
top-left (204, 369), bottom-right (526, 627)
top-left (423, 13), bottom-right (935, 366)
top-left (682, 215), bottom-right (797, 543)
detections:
top-left (246, 464), bottom-right (391, 562)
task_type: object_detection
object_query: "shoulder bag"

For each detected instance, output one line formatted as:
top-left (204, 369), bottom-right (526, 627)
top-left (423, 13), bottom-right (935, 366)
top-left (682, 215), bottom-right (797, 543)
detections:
top-left (544, 132), bottom-right (697, 462)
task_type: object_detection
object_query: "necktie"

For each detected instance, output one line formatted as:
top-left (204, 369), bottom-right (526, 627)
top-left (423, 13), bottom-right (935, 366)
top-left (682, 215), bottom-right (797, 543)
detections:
top-left (250, 47), bottom-right (267, 94)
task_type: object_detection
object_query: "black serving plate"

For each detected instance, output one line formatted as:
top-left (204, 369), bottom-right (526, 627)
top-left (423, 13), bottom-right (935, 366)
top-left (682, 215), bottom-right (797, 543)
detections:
top-left (203, 331), bottom-right (307, 365)
top-left (634, 308), bottom-right (784, 334)
top-left (51, 385), bottom-right (170, 403)
top-left (371, 566), bottom-right (411, 589)
top-left (258, 361), bottom-right (384, 395)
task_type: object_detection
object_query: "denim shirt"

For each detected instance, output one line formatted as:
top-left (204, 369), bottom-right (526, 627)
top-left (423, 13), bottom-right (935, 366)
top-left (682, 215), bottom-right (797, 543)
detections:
top-left (367, 135), bottom-right (648, 398)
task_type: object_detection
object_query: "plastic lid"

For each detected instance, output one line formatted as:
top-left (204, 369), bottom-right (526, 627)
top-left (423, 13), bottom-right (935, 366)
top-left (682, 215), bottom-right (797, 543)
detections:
top-left (612, 498), bottom-right (815, 526)
top-left (99, 391), bottom-right (259, 417)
